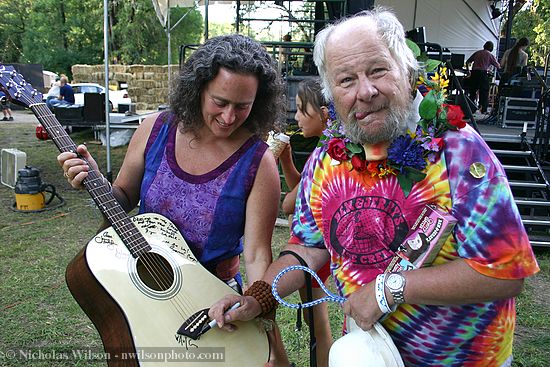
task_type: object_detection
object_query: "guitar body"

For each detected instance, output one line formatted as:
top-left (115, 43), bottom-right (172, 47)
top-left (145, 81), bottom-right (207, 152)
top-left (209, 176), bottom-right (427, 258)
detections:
top-left (67, 213), bottom-right (269, 366)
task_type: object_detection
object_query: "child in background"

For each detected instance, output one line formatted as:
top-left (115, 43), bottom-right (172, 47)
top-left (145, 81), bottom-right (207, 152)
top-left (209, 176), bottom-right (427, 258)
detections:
top-left (279, 78), bottom-right (333, 367)
top-left (0, 91), bottom-right (14, 121)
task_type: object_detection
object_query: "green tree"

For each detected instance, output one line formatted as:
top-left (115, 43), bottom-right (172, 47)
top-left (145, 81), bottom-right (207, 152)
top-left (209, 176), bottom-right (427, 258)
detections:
top-left (208, 22), bottom-right (238, 38)
top-left (22, 0), bottom-right (107, 76)
top-left (510, 0), bottom-right (550, 67)
top-left (0, 0), bottom-right (32, 63)
top-left (4, 0), bottom-right (203, 76)
top-left (112, 1), bottom-right (203, 65)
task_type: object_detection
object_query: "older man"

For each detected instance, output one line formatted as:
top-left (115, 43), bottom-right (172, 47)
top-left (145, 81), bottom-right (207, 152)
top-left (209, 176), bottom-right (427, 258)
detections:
top-left (211, 8), bottom-right (538, 367)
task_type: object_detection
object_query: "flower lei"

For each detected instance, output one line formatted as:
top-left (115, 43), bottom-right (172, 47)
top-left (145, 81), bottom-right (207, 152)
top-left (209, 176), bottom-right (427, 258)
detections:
top-left (321, 67), bottom-right (467, 197)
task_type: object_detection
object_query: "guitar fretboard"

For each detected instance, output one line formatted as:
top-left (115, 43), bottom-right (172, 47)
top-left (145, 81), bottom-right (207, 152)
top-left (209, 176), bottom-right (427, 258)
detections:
top-left (31, 103), bottom-right (150, 258)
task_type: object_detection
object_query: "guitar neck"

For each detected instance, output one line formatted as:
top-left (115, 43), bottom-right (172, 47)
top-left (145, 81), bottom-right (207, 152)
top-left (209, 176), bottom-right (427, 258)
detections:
top-left (31, 103), bottom-right (150, 257)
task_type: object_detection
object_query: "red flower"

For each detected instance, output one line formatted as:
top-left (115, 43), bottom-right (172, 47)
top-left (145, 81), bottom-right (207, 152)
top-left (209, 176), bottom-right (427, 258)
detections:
top-left (327, 138), bottom-right (349, 162)
top-left (351, 155), bottom-right (367, 172)
top-left (444, 104), bottom-right (466, 129)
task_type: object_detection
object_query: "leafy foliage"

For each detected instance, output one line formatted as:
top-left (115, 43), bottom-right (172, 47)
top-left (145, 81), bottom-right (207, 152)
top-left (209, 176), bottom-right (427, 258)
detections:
top-left (21, 0), bottom-right (104, 77)
top-left (508, 0), bottom-right (550, 67)
top-left (112, 2), bottom-right (203, 65)
top-left (1, 0), bottom-right (203, 77)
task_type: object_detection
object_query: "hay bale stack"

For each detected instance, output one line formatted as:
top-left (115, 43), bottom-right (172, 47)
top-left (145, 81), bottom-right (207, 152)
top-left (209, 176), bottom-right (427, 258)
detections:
top-left (71, 64), bottom-right (179, 111)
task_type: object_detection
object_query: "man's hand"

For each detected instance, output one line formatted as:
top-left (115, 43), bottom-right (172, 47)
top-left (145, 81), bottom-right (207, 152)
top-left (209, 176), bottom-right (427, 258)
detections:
top-left (208, 294), bottom-right (262, 331)
top-left (342, 281), bottom-right (385, 331)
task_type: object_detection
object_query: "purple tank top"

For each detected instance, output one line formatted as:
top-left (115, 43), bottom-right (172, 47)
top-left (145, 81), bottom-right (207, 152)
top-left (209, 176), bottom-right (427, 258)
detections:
top-left (139, 112), bottom-right (268, 270)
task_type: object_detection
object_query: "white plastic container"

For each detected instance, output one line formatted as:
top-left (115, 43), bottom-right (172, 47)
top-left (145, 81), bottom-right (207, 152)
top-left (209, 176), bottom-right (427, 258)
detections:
top-left (1, 148), bottom-right (27, 188)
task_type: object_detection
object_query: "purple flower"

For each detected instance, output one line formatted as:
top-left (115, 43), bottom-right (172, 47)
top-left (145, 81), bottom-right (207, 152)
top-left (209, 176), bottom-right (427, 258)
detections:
top-left (388, 135), bottom-right (427, 172)
top-left (328, 101), bottom-right (337, 121)
top-left (427, 152), bottom-right (438, 163)
top-left (421, 138), bottom-right (441, 152)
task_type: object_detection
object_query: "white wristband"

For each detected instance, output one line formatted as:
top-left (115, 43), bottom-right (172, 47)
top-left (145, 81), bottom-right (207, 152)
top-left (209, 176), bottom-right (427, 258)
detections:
top-left (375, 273), bottom-right (392, 314)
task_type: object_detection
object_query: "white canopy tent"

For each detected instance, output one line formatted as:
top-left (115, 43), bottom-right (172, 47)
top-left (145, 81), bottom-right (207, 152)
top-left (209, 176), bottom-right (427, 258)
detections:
top-left (375, 0), bottom-right (502, 59)
top-left (151, 0), bottom-right (204, 89)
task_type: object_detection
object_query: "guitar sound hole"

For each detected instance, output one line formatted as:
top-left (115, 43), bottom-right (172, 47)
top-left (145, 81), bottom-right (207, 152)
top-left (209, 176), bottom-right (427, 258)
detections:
top-left (136, 252), bottom-right (175, 292)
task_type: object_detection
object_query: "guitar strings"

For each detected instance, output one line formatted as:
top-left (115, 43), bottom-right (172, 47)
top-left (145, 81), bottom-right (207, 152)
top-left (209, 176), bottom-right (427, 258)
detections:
top-left (31, 102), bottom-right (201, 321)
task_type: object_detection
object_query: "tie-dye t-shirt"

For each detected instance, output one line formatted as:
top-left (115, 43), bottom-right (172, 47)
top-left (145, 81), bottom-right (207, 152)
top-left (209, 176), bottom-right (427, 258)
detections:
top-left (289, 124), bottom-right (539, 366)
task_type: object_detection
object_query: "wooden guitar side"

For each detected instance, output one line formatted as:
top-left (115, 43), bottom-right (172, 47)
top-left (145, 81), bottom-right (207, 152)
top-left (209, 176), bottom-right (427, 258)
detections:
top-left (66, 247), bottom-right (138, 367)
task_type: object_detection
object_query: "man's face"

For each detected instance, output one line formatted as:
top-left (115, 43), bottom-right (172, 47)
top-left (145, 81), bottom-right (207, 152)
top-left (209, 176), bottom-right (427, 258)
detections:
top-left (325, 20), bottom-right (412, 145)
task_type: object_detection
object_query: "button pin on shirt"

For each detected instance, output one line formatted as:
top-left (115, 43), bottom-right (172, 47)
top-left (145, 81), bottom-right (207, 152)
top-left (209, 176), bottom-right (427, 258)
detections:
top-left (469, 162), bottom-right (486, 178)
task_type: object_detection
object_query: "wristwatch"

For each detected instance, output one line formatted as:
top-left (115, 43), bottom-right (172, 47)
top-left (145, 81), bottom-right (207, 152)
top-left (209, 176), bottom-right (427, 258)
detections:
top-left (385, 272), bottom-right (406, 305)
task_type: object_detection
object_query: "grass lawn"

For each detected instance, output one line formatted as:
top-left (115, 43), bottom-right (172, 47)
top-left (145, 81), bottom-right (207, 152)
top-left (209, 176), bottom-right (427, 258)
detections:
top-left (1, 113), bottom-right (549, 366)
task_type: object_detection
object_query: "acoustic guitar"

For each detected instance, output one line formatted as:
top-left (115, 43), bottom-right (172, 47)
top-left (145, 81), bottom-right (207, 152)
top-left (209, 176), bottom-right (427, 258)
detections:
top-left (0, 64), bottom-right (269, 366)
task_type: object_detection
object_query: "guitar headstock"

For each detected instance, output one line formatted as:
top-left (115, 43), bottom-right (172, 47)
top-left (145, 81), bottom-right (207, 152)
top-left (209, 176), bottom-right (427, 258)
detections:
top-left (0, 64), bottom-right (43, 107)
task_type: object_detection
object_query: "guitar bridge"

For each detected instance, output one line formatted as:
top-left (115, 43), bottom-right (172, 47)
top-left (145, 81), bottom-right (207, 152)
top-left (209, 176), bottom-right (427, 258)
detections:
top-left (177, 308), bottom-right (211, 340)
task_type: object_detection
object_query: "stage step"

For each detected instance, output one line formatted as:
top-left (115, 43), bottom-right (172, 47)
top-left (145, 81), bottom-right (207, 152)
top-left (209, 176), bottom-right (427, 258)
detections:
top-left (515, 198), bottom-right (550, 207)
top-left (509, 181), bottom-right (548, 189)
top-left (493, 150), bottom-right (532, 156)
top-left (521, 215), bottom-right (550, 226)
top-left (502, 165), bottom-right (539, 172)
top-left (483, 134), bottom-right (522, 143)
top-left (528, 235), bottom-right (550, 248)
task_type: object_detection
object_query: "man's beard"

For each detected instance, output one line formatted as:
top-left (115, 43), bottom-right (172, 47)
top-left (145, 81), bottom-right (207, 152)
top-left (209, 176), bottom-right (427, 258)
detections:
top-left (343, 100), bottom-right (416, 145)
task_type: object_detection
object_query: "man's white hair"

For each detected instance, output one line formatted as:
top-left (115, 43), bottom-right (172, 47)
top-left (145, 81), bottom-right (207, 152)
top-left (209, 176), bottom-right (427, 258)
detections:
top-left (313, 7), bottom-right (419, 101)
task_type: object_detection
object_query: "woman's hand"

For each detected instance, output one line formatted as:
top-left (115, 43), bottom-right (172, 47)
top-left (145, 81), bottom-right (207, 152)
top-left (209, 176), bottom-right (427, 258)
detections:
top-left (208, 294), bottom-right (263, 331)
top-left (57, 144), bottom-right (100, 189)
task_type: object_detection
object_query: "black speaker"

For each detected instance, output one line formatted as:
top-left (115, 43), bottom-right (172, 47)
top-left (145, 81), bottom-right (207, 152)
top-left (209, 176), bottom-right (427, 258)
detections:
top-left (83, 93), bottom-right (106, 123)
top-left (54, 106), bottom-right (84, 125)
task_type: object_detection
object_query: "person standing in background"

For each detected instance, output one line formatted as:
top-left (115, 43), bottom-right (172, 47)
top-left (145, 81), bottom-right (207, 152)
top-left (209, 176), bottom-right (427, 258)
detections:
top-left (279, 78), bottom-right (333, 367)
top-left (0, 91), bottom-right (14, 121)
top-left (500, 37), bottom-right (530, 84)
top-left (465, 41), bottom-right (500, 115)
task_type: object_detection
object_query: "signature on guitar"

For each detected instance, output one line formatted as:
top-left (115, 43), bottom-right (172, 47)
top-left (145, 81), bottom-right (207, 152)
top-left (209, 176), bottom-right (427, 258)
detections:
top-left (174, 334), bottom-right (199, 349)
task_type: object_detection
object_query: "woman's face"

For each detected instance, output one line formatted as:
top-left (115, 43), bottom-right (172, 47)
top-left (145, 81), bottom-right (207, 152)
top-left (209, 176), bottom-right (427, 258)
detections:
top-left (200, 67), bottom-right (259, 139)
top-left (294, 95), bottom-right (325, 138)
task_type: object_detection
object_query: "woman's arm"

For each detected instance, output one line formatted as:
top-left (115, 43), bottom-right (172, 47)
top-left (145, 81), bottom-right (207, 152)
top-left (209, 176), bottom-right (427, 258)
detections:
top-left (99, 113), bottom-right (159, 230)
top-left (242, 150), bottom-right (281, 283)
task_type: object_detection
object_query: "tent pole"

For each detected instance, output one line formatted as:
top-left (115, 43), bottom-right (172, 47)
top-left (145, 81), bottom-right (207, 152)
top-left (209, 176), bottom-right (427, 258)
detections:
top-left (236, 0), bottom-right (240, 33)
top-left (168, 0), bottom-right (171, 94)
top-left (413, 0), bottom-right (418, 28)
top-left (504, 0), bottom-right (514, 51)
top-left (104, 0), bottom-right (112, 182)
top-left (205, 0), bottom-right (210, 39)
